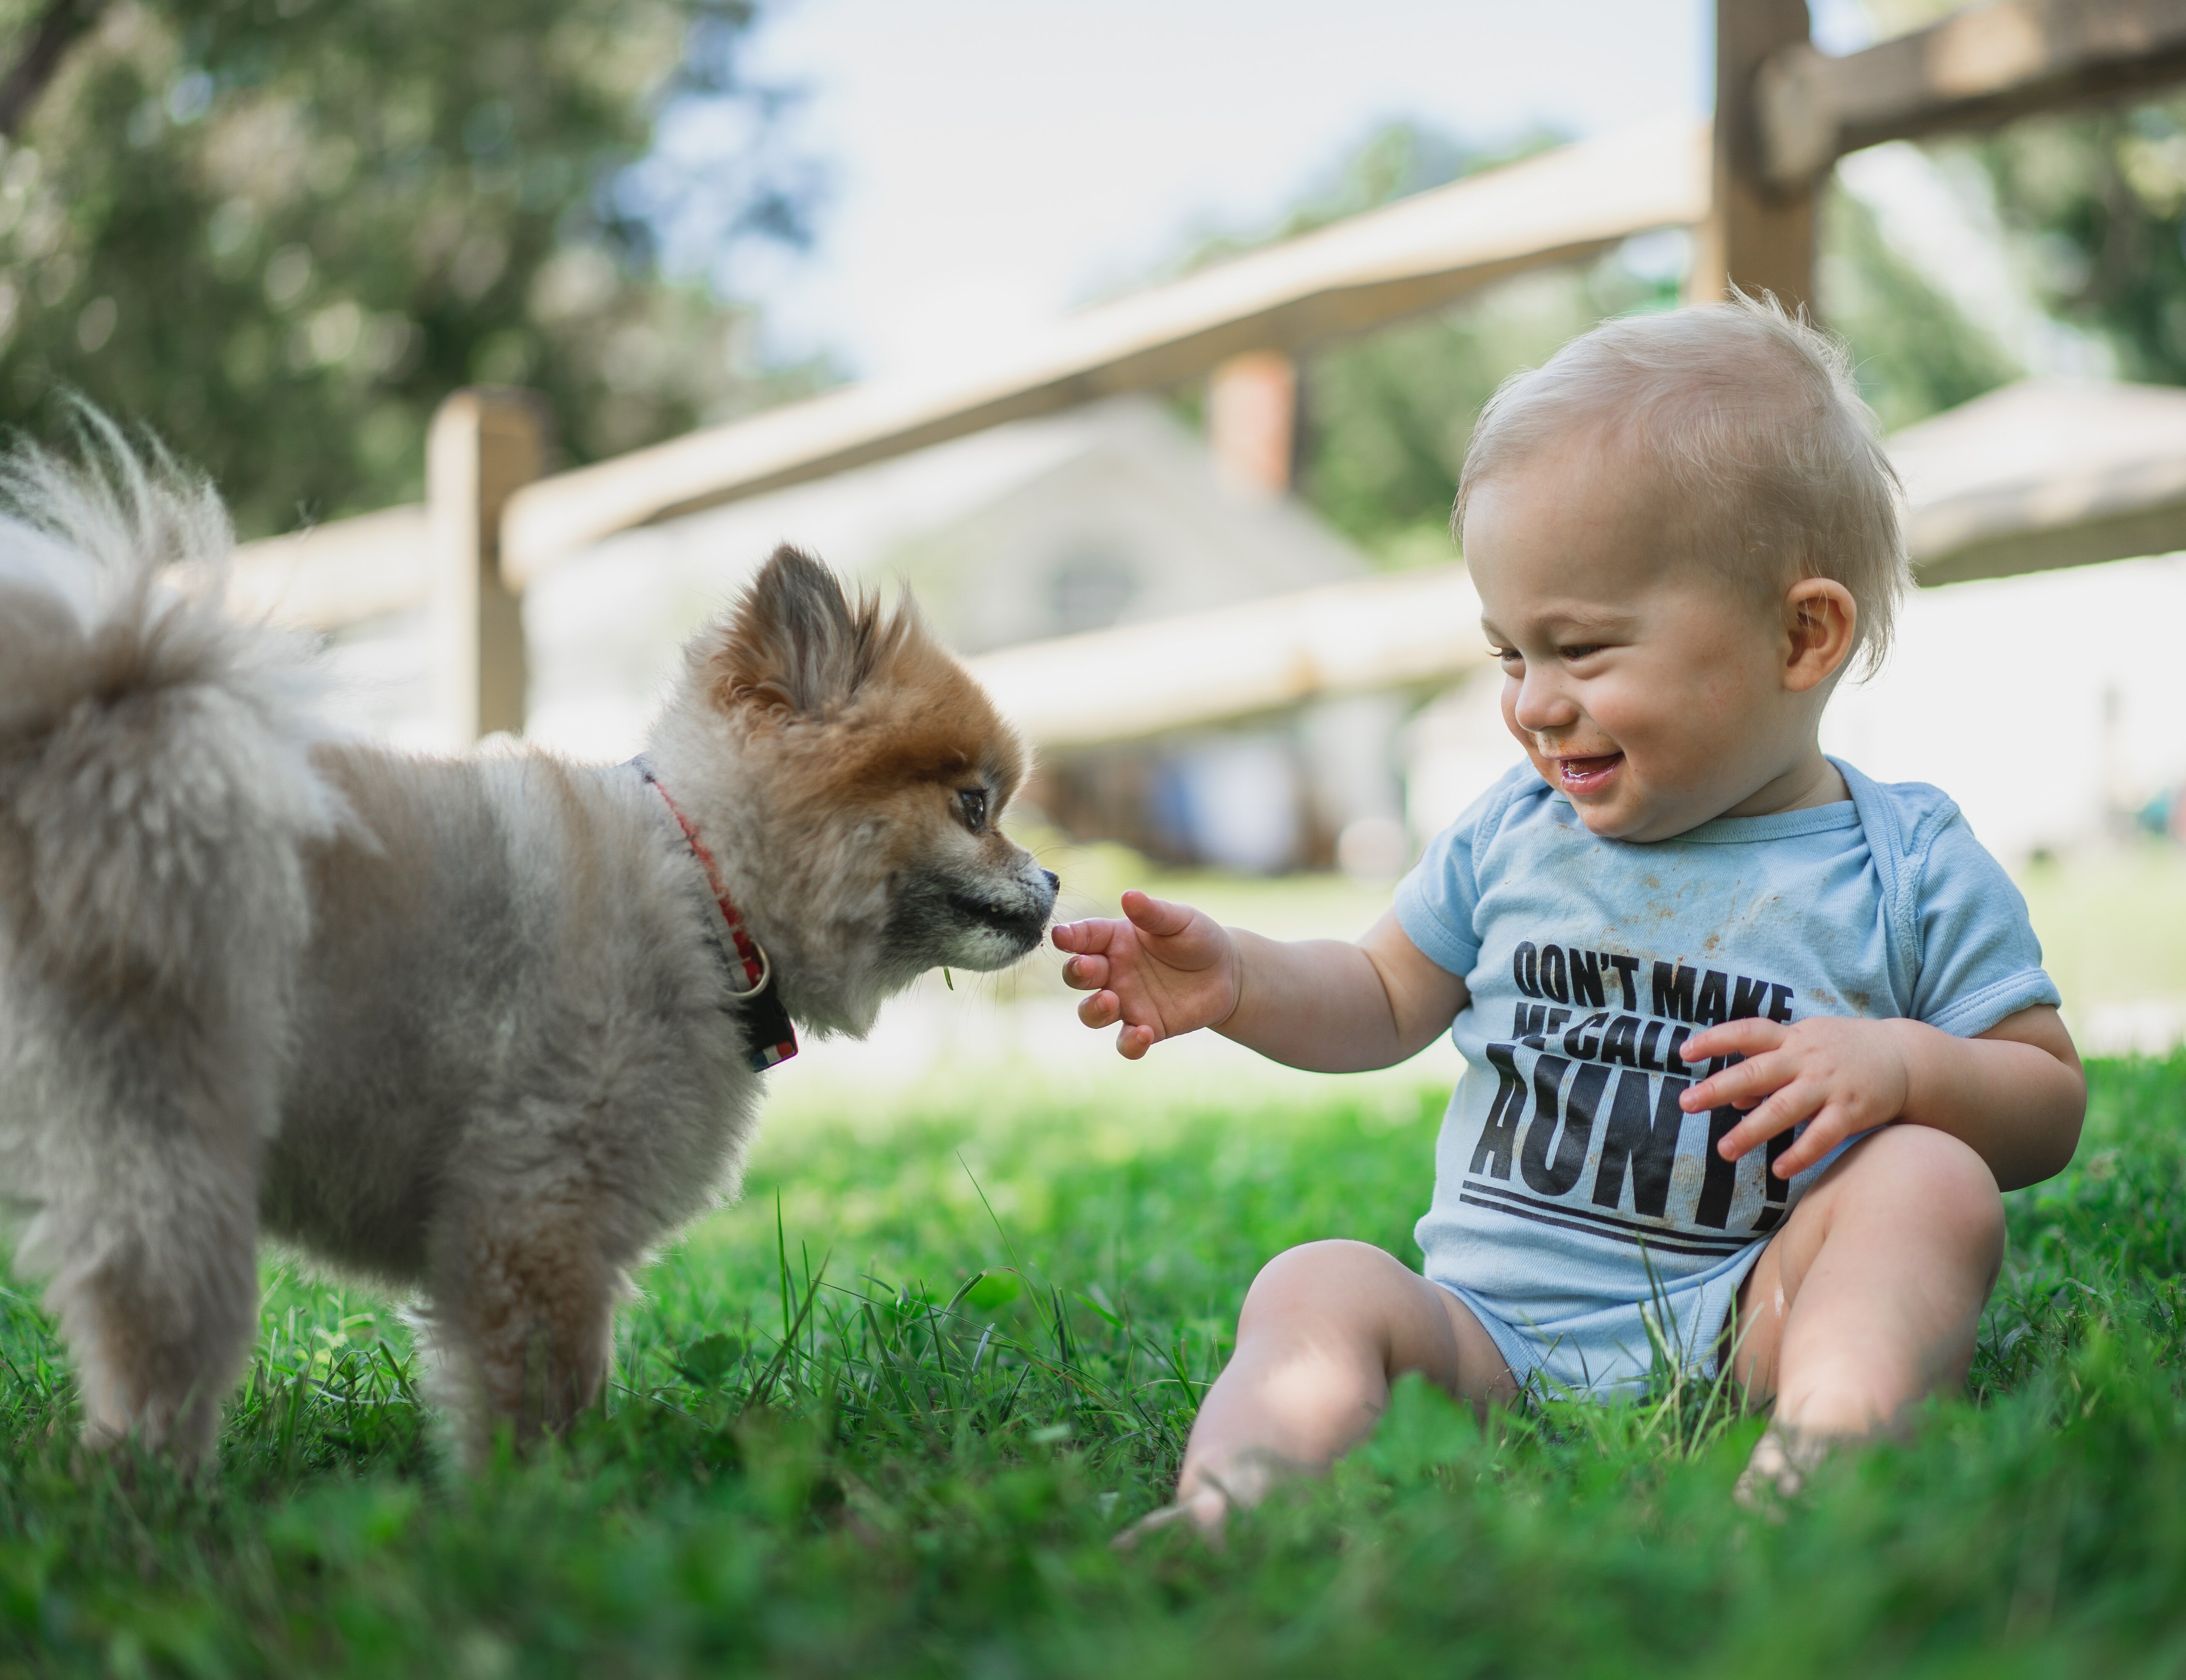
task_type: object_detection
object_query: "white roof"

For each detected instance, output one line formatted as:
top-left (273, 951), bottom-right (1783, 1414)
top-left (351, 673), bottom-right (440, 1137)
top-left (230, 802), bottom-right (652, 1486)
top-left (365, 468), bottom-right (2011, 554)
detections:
top-left (1892, 379), bottom-right (2186, 585)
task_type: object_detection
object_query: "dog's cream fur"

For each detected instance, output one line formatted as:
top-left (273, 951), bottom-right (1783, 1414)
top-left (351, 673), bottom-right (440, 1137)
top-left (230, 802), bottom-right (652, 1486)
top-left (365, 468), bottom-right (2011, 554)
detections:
top-left (0, 422), bottom-right (1057, 1461)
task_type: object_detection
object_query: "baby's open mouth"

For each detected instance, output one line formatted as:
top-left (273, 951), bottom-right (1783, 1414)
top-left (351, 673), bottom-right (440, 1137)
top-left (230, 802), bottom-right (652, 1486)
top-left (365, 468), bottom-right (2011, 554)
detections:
top-left (1553, 753), bottom-right (1623, 795)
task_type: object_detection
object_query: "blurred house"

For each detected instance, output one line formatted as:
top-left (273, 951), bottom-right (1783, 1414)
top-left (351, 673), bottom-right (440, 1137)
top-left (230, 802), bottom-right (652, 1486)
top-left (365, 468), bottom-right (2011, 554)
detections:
top-left (321, 394), bottom-right (1404, 872)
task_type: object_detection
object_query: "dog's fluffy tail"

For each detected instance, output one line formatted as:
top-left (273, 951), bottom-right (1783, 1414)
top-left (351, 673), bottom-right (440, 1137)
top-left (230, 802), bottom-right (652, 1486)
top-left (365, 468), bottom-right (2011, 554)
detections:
top-left (0, 415), bottom-right (340, 1454)
top-left (0, 413), bottom-right (340, 1003)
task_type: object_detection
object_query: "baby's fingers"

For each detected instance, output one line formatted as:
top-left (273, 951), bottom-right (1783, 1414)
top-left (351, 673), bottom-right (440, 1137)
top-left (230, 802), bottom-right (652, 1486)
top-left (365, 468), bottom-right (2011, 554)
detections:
top-left (1051, 918), bottom-right (1122, 956)
top-left (1714, 1080), bottom-right (1824, 1162)
top-left (1060, 951), bottom-right (1110, 992)
top-left (1680, 1050), bottom-right (1793, 1113)
top-left (1121, 890), bottom-right (1197, 939)
top-left (1117, 1022), bottom-right (1158, 1060)
top-left (1763, 1107), bottom-right (1863, 1179)
top-left (1077, 989), bottom-right (1123, 1030)
top-left (1681, 1018), bottom-right (1787, 1065)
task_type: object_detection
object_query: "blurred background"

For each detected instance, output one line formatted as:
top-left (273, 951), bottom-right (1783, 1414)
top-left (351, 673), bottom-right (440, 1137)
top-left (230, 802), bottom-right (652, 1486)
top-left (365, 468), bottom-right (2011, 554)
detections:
top-left (8, 0), bottom-right (2186, 1090)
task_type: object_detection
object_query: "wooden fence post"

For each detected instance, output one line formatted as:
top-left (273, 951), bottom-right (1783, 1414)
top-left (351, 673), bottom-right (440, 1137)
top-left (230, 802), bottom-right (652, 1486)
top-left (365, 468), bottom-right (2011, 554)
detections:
top-left (429, 388), bottom-right (548, 743)
top-left (1690, 0), bottom-right (1817, 312)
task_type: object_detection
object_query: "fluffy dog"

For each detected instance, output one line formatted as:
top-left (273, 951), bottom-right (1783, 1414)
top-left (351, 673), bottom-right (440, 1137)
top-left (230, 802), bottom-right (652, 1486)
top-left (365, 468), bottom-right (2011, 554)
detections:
top-left (0, 423), bottom-right (1058, 1462)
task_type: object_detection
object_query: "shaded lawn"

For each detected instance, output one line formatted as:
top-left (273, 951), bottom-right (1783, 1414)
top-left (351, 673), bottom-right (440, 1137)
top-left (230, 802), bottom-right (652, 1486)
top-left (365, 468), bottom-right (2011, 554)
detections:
top-left (0, 1057), bottom-right (2181, 1676)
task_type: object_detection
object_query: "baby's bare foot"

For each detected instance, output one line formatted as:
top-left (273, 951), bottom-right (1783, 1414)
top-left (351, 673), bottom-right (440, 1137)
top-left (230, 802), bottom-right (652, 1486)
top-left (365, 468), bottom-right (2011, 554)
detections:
top-left (1733, 1425), bottom-right (1835, 1512)
top-left (1113, 1486), bottom-right (1230, 1551)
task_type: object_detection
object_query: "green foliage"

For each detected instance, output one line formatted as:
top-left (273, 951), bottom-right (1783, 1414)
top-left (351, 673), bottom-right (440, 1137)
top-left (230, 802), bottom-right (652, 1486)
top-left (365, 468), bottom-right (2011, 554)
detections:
top-left (1868, 0), bottom-right (2186, 390)
top-left (1296, 260), bottom-right (1668, 564)
top-left (1818, 184), bottom-right (2020, 432)
top-left (0, 0), bottom-right (823, 535)
top-left (0, 1059), bottom-right (2180, 1671)
top-left (1966, 102), bottom-right (2186, 385)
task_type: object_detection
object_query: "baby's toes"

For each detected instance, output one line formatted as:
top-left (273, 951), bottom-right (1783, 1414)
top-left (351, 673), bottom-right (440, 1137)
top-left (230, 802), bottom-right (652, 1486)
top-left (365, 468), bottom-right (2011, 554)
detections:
top-left (1112, 1487), bottom-right (1229, 1551)
top-left (1732, 1425), bottom-right (1835, 1516)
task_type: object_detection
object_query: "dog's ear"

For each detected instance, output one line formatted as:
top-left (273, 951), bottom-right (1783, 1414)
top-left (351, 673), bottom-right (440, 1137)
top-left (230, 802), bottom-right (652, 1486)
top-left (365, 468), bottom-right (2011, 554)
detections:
top-left (710, 545), bottom-right (885, 715)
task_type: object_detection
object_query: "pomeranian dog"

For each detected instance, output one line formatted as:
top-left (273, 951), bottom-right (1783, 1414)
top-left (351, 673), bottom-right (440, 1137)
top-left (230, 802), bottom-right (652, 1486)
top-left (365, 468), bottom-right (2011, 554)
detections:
top-left (0, 420), bottom-right (1058, 1463)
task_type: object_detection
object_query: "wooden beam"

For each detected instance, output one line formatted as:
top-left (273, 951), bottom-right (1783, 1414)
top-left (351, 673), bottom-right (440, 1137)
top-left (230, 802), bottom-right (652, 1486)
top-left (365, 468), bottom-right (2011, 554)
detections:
top-left (965, 565), bottom-right (1485, 748)
top-left (1758, 0), bottom-right (2186, 187)
top-left (226, 504), bottom-right (430, 628)
top-left (428, 389), bottom-right (547, 741)
top-left (1691, 0), bottom-right (1817, 311)
top-left (218, 375), bottom-right (2186, 649)
top-left (499, 121), bottom-right (1709, 585)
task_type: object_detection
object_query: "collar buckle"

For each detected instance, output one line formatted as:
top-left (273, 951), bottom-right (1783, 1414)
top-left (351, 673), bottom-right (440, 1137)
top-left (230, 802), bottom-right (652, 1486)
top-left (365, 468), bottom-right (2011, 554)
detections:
top-left (633, 758), bottom-right (799, 1073)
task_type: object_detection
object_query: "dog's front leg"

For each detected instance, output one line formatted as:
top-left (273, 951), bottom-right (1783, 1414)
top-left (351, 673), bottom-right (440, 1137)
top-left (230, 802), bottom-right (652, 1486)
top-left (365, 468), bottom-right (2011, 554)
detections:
top-left (422, 1193), bottom-right (619, 1462)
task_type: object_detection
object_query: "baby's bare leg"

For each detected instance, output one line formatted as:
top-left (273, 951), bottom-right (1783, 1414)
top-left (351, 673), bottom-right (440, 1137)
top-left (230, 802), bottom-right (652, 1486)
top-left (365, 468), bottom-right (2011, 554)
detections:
top-left (1149, 1239), bottom-right (1515, 1535)
top-left (1730, 1124), bottom-right (2004, 1492)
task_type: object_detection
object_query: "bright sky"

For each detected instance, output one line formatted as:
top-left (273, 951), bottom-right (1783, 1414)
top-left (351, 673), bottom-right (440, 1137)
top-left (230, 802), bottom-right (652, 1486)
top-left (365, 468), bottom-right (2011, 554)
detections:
top-left (728, 0), bottom-right (1730, 381)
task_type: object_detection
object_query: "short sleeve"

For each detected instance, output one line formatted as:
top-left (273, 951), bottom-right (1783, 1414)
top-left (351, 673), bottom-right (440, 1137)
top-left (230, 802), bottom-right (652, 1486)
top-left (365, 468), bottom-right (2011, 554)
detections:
top-left (1907, 809), bottom-right (2062, 1036)
top-left (1393, 769), bottom-right (1527, 977)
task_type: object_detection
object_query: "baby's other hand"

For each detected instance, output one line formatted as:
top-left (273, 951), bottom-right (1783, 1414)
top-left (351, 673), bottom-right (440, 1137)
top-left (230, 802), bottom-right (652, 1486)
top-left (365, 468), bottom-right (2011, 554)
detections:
top-left (1053, 890), bottom-right (1240, 1060)
top-left (1677, 1016), bottom-right (1915, 1179)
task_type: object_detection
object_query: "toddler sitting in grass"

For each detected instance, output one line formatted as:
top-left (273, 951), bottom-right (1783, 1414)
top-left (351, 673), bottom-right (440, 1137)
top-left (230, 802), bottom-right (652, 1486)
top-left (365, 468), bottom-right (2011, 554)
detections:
top-left (1053, 296), bottom-right (2086, 1529)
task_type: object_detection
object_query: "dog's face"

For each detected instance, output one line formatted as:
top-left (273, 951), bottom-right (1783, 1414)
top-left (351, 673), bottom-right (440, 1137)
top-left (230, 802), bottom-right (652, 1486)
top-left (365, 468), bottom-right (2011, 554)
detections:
top-left (672, 547), bottom-right (1057, 1029)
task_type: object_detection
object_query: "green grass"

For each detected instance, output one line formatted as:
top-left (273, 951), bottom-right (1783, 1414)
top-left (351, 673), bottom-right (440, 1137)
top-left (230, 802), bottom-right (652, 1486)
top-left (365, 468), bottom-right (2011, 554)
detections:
top-left (0, 1056), bottom-right (2182, 1675)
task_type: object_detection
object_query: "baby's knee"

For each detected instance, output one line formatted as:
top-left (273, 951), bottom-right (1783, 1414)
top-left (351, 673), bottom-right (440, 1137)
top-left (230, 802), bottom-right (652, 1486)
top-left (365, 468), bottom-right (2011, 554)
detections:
top-left (1852, 1125), bottom-right (2005, 1254)
top-left (1241, 1239), bottom-right (1403, 1320)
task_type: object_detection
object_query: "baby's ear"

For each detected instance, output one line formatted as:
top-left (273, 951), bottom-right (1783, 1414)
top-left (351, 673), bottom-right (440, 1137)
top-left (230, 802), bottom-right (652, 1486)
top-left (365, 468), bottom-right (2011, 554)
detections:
top-left (707, 546), bottom-right (877, 714)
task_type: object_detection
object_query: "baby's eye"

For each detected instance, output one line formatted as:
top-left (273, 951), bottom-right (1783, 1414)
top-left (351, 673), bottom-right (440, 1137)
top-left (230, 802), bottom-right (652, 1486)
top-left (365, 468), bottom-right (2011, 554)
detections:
top-left (1559, 643), bottom-right (1605, 662)
top-left (1490, 645), bottom-right (1521, 665)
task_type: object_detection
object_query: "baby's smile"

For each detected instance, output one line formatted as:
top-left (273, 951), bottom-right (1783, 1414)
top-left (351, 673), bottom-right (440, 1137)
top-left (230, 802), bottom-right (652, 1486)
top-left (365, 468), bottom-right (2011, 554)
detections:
top-left (1547, 750), bottom-right (1624, 798)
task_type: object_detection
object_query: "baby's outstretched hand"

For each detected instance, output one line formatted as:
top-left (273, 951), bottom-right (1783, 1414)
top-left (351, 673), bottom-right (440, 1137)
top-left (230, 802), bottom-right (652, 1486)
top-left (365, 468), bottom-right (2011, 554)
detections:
top-left (1053, 890), bottom-right (1240, 1060)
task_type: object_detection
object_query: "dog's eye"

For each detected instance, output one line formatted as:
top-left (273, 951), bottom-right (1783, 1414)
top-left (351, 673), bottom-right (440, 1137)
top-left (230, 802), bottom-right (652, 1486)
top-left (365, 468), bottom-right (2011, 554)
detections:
top-left (957, 788), bottom-right (987, 832)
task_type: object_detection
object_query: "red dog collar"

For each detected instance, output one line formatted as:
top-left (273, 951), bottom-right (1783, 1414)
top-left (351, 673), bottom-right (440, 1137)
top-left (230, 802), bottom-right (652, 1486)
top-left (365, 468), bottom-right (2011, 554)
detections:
top-left (636, 762), bottom-right (798, 1072)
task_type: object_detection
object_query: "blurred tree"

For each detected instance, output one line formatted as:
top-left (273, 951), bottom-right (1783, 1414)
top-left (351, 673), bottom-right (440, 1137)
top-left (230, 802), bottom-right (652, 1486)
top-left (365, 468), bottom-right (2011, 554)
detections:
top-left (1852, 0), bottom-right (2186, 384)
top-left (1817, 183), bottom-right (2019, 431)
top-left (0, 0), bottom-right (823, 536)
top-left (1296, 266), bottom-right (1648, 564)
top-left (1959, 104), bottom-right (2186, 385)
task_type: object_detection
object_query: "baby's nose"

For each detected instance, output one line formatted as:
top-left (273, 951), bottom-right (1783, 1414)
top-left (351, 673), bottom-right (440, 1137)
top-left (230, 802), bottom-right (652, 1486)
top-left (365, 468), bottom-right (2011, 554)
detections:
top-left (1511, 675), bottom-right (1581, 732)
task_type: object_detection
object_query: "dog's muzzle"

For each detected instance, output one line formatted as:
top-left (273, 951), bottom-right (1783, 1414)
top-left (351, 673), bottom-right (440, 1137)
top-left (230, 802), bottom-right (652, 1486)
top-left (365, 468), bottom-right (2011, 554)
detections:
top-left (951, 866), bottom-right (1058, 956)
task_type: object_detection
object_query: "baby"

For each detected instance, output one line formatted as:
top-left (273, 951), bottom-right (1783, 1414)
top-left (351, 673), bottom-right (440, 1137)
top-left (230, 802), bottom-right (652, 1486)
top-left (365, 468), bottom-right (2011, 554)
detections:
top-left (1054, 296), bottom-right (2086, 1527)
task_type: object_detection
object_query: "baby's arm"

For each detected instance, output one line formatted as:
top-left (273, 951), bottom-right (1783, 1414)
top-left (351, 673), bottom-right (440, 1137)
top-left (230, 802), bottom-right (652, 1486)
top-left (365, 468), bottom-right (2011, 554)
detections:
top-left (1679, 1005), bottom-right (2084, 1193)
top-left (1053, 890), bottom-right (1467, 1071)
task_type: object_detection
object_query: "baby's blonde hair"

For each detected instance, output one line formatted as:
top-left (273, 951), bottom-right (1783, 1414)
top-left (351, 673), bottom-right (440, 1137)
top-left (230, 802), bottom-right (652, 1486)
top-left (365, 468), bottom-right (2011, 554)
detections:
top-left (1454, 293), bottom-right (1908, 676)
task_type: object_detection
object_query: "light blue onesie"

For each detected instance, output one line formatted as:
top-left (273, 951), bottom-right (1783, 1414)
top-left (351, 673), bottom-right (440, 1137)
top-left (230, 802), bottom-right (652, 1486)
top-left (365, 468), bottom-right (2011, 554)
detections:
top-left (1392, 756), bottom-right (2061, 1399)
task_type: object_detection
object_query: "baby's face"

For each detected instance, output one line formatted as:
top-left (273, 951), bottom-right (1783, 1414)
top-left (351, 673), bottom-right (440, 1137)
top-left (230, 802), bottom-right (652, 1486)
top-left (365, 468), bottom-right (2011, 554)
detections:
top-left (1464, 438), bottom-right (1817, 844)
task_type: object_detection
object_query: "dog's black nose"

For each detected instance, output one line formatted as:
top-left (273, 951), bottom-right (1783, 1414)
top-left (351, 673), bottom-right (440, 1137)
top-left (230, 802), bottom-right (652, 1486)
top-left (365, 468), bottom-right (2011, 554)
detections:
top-left (1042, 870), bottom-right (1060, 892)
